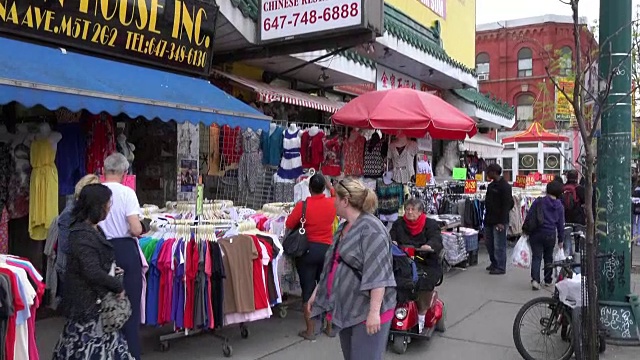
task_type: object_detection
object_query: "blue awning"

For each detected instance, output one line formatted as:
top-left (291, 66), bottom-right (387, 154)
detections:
top-left (0, 37), bottom-right (270, 130)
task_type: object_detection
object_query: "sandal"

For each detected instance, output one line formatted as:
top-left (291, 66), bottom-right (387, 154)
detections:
top-left (298, 330), bottom-right (316, 341)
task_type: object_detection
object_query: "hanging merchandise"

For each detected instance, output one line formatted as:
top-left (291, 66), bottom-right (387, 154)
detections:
top-left (261, 123), bottom-right (284, 167)
top-left (388, 135), bottom-right (419, 184)
top-left (29, 124), bottom-right (61, 240)
top-left (300, 126), bottom-right (324, 171)
top-left (0, 209), bottom-right (8, 255)
top-left (85, 112), bottom-right (116, 175)
top-left (416, 154), bottom-right (434, 186)
top-left (116, 134), bottom-right (136, 168)
top-left (221, 125), bottom-right (242, 166)
top-left (276, 125), bottom-right (303, 180)
top-left (7, 124), bottom-right (32, 220)
top-left (342, 130), bottom-right (366, 176)
top-left (363, 132), bottom-right (387, 178)
top-left (208, 124), bottom-right (223, 176)
top-left (376, 172), bottom-right (404, 223)
top-left (321, 134), bottom-right (343, 177)
top-left (238, 128), bottom-right (264, 193)
top-left (55, 123), bottom-right (87, 196)
top-left (0, 254), bottom-right (45, 360)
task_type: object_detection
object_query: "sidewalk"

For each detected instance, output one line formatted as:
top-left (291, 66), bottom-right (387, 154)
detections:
top-left (35, 248), bottom-right (640, 359)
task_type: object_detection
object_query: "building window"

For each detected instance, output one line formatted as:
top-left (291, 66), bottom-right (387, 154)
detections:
top-left (516, 93), bottom-right (534, 127)
top-left (502, 158), bottom-right (513, 182)
top-left (559, 46), bottom-right (573, 76)
top-left (519, 153), bottom-right (538, 175)
top-left (544, 153), bottom-right (561, 175)
top-left (476, 52), bottom-right (490, 77)
top-left (518, 47), bottom-right (533, 77)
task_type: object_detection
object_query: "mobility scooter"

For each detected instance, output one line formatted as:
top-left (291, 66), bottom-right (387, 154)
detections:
top-left (389, 245), bottom-right (446, 354)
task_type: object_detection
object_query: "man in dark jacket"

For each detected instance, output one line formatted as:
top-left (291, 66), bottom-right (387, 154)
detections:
top-left (484, 164), bottom-right (514, 275)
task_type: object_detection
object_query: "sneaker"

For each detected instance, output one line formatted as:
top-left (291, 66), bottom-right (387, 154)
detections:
top-left (531, 280), bottom-right (541, 290)
top-left (544, 282), bottom-right (554, 287)
top-left (489, 269), bottom-right (506, 275)
top-left (486, 265), bottom-right (495, 271)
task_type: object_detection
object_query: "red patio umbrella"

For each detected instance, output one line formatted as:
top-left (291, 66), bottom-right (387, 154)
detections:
top-left (332, 88), bottom-right (477, 140)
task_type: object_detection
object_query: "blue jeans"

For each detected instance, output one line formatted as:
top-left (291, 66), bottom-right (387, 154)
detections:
top-left (530, 232), bottom-right (556, 284)
top-left (484, 225), bottom-right (507, 272)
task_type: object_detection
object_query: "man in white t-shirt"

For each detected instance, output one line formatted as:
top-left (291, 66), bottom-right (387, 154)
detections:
top-left (99, 152), bottom-right (143, 360)
top-left (99, 153), bottom-right (143, 238)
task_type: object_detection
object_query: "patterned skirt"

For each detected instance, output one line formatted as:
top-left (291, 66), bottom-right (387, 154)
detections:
top-left (52, 318), bottom-right (134, 360)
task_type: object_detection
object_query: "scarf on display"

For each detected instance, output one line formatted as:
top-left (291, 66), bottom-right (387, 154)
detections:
top-left (404, 213), bottom-right (426, 236)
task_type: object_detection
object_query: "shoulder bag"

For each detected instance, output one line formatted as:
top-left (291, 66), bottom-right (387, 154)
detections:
top-left (98, 272), bottom-right (132, 333)
top-left (283, 201), bottom-right (309, 257)
top-left (522, 197), bottom-right (544, 235)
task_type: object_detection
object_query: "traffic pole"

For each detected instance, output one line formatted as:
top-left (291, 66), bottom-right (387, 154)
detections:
top-left (597, 0), bottom-right (640, 344)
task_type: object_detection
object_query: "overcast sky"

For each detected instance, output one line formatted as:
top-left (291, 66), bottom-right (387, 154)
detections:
top-left (476, 0), bottom-right (639, 25)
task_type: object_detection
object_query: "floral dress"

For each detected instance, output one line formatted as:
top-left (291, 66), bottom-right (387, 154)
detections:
top-left (343, 134), bottom-right (366, 176)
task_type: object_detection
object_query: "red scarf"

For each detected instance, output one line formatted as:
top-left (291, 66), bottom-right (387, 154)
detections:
top-left (404, 213), bottom-right (426, 236)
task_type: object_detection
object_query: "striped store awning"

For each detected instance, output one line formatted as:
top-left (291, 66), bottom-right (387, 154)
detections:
top-left (213, 70), bottom-right (344, 113)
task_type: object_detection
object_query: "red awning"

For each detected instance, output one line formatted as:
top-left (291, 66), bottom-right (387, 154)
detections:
top-left (501, 122), bottom-right (569, 143)
top-left (213, 70), bottom-right (343, 113)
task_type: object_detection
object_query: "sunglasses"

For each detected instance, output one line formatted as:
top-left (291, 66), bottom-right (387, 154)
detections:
top-left (338, 180), bottom-right (352, 198)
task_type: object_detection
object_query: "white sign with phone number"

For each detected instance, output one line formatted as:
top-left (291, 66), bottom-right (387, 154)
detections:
top-left (260, 0), bottom-right (362, 41)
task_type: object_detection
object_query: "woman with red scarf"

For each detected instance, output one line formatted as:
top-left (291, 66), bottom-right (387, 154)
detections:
top-left (389, 197), bottom-right (443, 334)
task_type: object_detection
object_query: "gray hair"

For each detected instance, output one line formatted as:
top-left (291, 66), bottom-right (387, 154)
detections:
top-left (404, 197), bottom-right (425, 212)
top-left (103, 153), bottom-right (130, 174)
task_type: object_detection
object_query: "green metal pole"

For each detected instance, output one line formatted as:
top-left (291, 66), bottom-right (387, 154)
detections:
top-left (597, 0), bottom-right (640, 344)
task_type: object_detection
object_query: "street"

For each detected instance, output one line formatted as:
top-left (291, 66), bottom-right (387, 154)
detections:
top-left (35, 245), bottom-right (640, 360)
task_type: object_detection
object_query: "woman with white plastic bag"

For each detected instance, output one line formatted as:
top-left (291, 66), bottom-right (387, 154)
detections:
top-left (523, 181), bottom-right (565, 291)
top-left (511, 235), bottom-right (532, 269)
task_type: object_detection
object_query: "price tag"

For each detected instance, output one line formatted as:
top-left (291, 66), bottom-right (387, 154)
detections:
top-left (526, 175), bottom-right (536, 187)
top-left (515, 175), bottom-right (527, 188)
top-left (196, 184), bottom-right (204, 216)
top-left (464, 180), bottom-right (477, 194)
top-left (541, 174), bottom-right (554, 183)
top-left (452, 167), bottom-right (467, 180)
top-left (475, 174), bottom-right (484, 181)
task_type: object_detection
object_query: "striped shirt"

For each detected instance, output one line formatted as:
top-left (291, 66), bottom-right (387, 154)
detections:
top-left (310, 212), bottom-right (397, 330)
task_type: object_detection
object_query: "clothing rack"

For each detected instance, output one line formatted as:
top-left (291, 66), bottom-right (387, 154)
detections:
top-left (146, 217), bottom-right (251, 356)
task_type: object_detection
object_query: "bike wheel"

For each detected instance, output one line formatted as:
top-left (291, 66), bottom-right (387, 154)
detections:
top-left (513, 297), bottom-right (574, 360)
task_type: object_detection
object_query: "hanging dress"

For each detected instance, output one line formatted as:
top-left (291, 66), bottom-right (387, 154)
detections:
top-left (343, 133), bottom-right (366, 176)
top-left (238, 130), bottom-right (263, 192)
top-left (388, 141), bottom-right (419, 184)
top-left (276, 129), bottom-right (303, 180)
top-left (29, 138), bottom-right (59, 240)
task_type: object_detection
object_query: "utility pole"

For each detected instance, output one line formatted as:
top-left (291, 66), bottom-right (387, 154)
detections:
top-left (597, 0), bottom-right (640, 345)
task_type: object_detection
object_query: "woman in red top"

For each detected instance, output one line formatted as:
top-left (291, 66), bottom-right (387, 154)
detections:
top-left (286, 174), bottom-right (337, 340)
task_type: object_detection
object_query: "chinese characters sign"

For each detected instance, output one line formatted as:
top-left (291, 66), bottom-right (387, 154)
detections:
top-left (260, 0), bottom-right (363, 41)
top-left (376, 65), bottom-right (443, 97)
top-left (0, 0), bottom-right (217, 76)
top-left (420, 0), bottom-right (446, 19)
top-left (555, 77), bottom-right (575, 122)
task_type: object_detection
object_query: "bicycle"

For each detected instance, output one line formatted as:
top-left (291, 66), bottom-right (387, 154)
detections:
top-left (512, 249), bottom-right (610, 360)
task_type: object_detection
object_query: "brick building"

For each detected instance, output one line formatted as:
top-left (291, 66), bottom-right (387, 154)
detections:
top-left (475, 15), bottom-right (597, 131)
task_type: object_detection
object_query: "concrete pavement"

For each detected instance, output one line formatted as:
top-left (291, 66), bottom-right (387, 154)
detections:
top-left (36, 246), bottom-right (640, 359)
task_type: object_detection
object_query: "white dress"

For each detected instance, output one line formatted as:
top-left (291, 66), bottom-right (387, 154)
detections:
top-left (388, 141), bottom-right (419, 184)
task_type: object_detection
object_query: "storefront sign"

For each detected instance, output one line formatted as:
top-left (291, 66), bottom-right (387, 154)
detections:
top-left (514, 175), bottom-right (527, 188)
top-left (541, 174), bottom-right (554, 183)
top-left (333, 83), bottom-right (374, 96)
top-left (260, 0), bottom-right (364, 41)
top-left (420, 0), bottom-right (446, 19)
top-left (376, 65), bottom-right (420, 90)
top-left (0, 0), bottom-right (217, 76)
top-left (526, 175), bottom-right (536, 187)
top-left (464, 180), bottom-right (477, 194)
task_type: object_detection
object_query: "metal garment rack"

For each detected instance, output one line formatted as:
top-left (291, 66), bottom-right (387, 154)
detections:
top-left (152, 219), bottom-right (249, 357)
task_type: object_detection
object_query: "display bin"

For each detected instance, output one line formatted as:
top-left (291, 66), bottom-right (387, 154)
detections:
top-left (464, 233), bottom-right (479, 252)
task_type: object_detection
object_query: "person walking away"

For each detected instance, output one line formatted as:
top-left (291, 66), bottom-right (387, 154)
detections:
top-left (389, 198), bottom-right (443, 334)
top-left (562, 170), bottom-right (586, 255)
top-left (526, 181), bottom-right (565, 290)
top-left (100, 153), bottom-right (144, 360)
top-left (484, 164), bottom-right (514, 275)
top-left (55, 174), bottom-right (101, 309)
top-left (285, 174), bottom-right (337, 340)
top-left (53, 184), bottom-right (134, 359)
top-left (309, 178), bottom-right (396, 360)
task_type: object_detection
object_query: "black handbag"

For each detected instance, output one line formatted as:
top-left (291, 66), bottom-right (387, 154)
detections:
top-left (283, 201), bottom-right (309, 258)
top-left (98, 272), bottom-right (132, 333)
top-left (522, 197), bottom-right (544, 235)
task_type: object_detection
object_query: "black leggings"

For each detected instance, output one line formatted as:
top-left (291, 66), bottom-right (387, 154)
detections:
top-left (296, 242), bottom-right (330, 302)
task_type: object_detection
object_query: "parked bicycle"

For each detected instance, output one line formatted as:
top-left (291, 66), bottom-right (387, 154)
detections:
top-left (512, 230), bottom-right (609, 360)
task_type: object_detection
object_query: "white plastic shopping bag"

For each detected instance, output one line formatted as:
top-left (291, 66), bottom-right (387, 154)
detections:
top-left (555, 274), bottom-right (583, 308)
top-left (511, 235), bottom-right (532, 269)
top-left (554, 247), bottom-right (567, 262)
